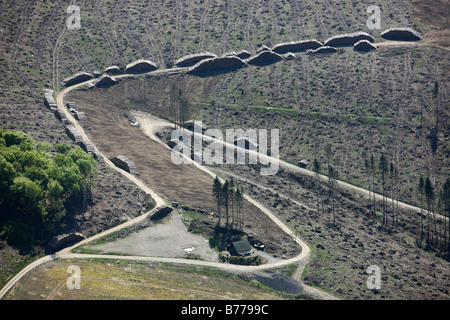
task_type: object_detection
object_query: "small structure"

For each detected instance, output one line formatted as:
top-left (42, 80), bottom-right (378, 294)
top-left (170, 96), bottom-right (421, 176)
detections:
top-left (149, 205), bottom-right (173, 221)
top-left (188, 56), bottom-right (246, 75)
top-left (272, 39), bottom-right (323, 54)
top-left (184, 120), bottom-right (207, 132)
top-left (104, 65), bottom-right (121, 75)
top-left (125, 59), bottom-right (158, 73)
top-left (75, 111), bottom-right (86, 122)
top-left (61, 72), bottom-right (92, 87)
top-left (353, 40), bottom-right (377, 52)
top-left (298, 159), bottom-right (310, 168)
top-left (256, 45), bottom-right (271, 54)
top-left (231, 239), bottom-right (252, 256)
top-left (78, 140), bottom-right (95, 154)
top-left (381, 27), bottom-right (422, 41)
top-left (94, 74), bottom-right (118, 87)
top-left (222, 51), bottom-right (238, 57)
top-left (247, 50), bottom-right (283, 66)
top-left (235, 50), bottom-right (252, 59)
top-left (182, 245), bottom-right (196, 256)
top-left (44, 89), bottom-right (57, 110)
top-left (110, 155), bottom-right (139, 175)
top-left (93, 151), bottom-right (104, 163)
top-left (65, 125), bottom-right (83, 143)
top-left (54, 109), bottom-right (68, 123)
top-left (284, 52), bottom-right (296, 60)
top-left (48, 232), bottom-right (84, 250)
top-left (323, 32), bottom-right (374, 47)
top-left (175, 52), bottom-right (217, 67)
top-left (66, 102), bottom-right (78, 112)
top-left (306, 46), bottom-right (338, 55)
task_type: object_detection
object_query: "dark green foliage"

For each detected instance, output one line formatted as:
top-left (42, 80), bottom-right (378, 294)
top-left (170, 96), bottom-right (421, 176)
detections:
top-left (0, 130), bottom-right (97, 249)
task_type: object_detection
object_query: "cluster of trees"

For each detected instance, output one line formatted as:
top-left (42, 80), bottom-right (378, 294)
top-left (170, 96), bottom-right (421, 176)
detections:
top-left (313, 143), bottom-right (449, 257)
top-left (212, 176), bottom-right (244, 231)
top-left (170, 84), bottom-right (190, 130)
top-left (418, 176), bottom-right (450, 255)
top-left (312, 143), bottom-right (339, 224)
top-left (363, 153), bottom-right (400, 229)
top-left (0, 130), bottom-right (97, 249)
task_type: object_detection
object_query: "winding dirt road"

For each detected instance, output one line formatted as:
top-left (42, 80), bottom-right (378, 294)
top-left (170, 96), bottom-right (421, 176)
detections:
top-left (0, 68), bottom-right (318, 300)
top-left (3, 39), bottom-right (440, 299)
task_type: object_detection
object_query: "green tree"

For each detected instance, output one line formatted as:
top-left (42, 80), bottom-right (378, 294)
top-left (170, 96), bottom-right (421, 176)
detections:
top-left (0, 155), bottom-right (16, 201)
top-left (44, 179), bottom-right (66, 232)
top-left (1, 130), bottom-right (35, 151)
top-left (0, 130), bottom-right (98, 248)
top-left (36, 141), bottom-right (52, 155)
top-left (229, 177), bottom-right (235, 227)
top-left (424, 177), bottom-right (434, 246)
top-left (379, 153), bottom-right (389, 226)
top-left (10, 176), bottom-right (45, 220)
top-left (55, 142), bottom-right (72, 154)
top-left (328, 165), bottom-right (338, 224)
top-left (442, 178), bottom-right (450, 255)
top-left (365, 158), bottom-right (372, 215)
top-left (222, 180), bottom-right (230, 230)
top-left (418, 176), bottom-right (425, 241)
top-left (235, 187), bottom-right (244, 231)
top-left (313, 158), bottom-right (323, 215)
top-left (371, 154), bottom-right (376, 217)
top-left (212, 176), bottom-right (222, 227)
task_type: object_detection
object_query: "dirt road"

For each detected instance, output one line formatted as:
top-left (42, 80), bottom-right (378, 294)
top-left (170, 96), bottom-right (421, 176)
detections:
top-left (0, 70), bottom-right (322, 299)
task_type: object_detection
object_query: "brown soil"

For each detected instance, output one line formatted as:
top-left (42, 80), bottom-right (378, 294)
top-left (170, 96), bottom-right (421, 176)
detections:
top-left (412, 0), bottom-right (450, 48)
top-left (65, 88), bottom-right (300, 259)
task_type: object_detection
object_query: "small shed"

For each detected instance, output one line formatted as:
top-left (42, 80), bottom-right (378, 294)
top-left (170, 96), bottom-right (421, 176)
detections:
top-left (48, 232), bottom-right (84, 249)
top-left (149, 205), bottom-right (173, 221)
top-left (105, 65), bottom-right (121, 74)
top-left (78, 140), bottom-right (95, 154)
top-left (65, 125), bottom-right (83, 143)
top-left (298, 159), bottom-right (310, 168)
top-left (125, 59), bottom-right (158, 73)
top-left (44, 89), bottom-right (57, 110)
top-left (94, 74), bottom-right (118, 87)
top-left (61, 72), bottom-right (92, 87)
top-left (110, 155), bottom-right (139, 175)
top-left (235, 50), bottom-right (252, 59)
top-left (232, 239), bottom-right (252, 256)
top-left (75, 111), bottom-right (86, 122)
top-left (54, 109), bottom-right (68, 123)
top-left (66, 102), bottom-right (78, 111)
top-left (93, 151), bottom-right (104, 163)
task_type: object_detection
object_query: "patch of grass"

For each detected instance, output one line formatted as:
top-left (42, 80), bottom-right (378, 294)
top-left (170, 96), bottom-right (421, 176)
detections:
top-left (3, 258), bottom-right (286, 300)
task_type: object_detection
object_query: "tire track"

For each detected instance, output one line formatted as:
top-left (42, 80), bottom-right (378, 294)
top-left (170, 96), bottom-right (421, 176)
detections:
top-left (52, 19), bottom-right (67, 92)
top-left (8, 0), bottom-right (34, 88)
top-left (243, 0), bottom-right (257, 53)
top-left (144, 0), bottom-right (166, 67)
top-left (328, 0), bottom-right (348, 32)
top-left (198, 0), bottom-right (210, 52)
top-left (290, 0), bottom-right (306, 38)
top-left (305, 0), bottom-right (328, 39)
top-left (9, 0), bottom-right (33, 63)
top-left (268, 0), bottom-right (277, 45)
top-left (219, 0), bottom-right (234, 53)
top-left (173, 0), bottom-right (183, 59)
top-left (92, 0), bottom-right (118, 64)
